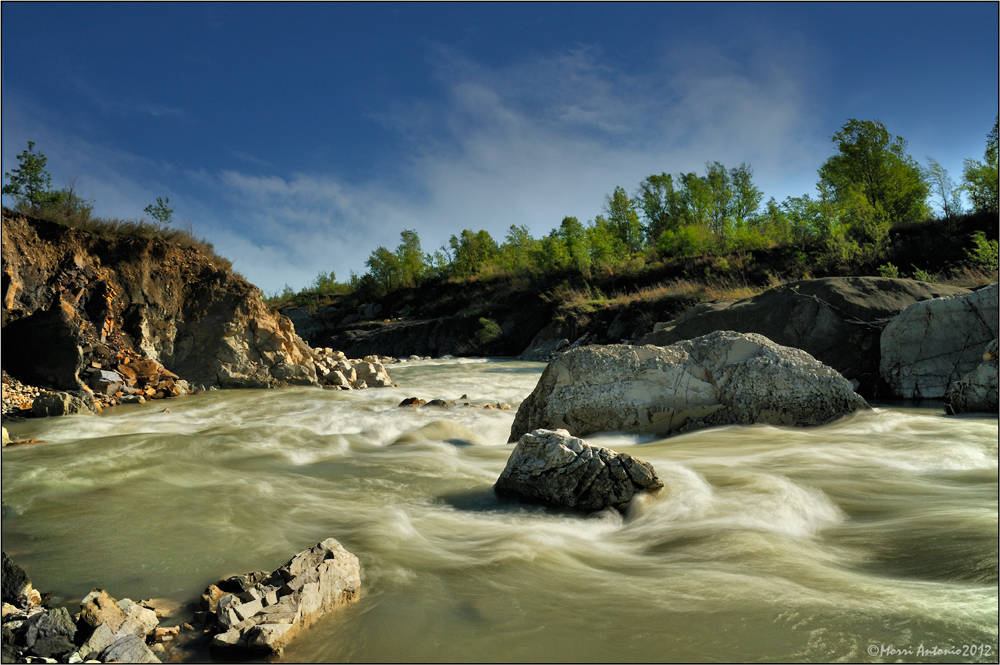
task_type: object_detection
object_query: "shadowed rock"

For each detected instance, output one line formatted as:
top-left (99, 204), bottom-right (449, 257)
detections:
top-left (495, 429), bottom-right (662, 512)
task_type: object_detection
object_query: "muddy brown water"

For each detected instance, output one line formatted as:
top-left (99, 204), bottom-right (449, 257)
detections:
top-left (2, 358), bottom-right (997, 662)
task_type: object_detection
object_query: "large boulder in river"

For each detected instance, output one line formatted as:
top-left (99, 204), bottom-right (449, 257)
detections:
top-left (509, 331), bottom-right (868, 441)
top-left (638, 277), bottom-right (968, 396)
top-left (495, 429), bottom-right (663, 512)
top-left (943, 339), bottom-right (999, 414)
top-left (880, 283), bottom-right (998, 399)
top-left (210, 538), bottom-right (360, 657)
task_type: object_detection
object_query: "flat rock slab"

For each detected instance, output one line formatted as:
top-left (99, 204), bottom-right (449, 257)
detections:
top-left (510, 330), bottom-right (869, 441)
top-left (881, 283), bottom-right (998, 399)
top-left (210, 538), bottom-right (360, 657)
top-left (495, 429), bottom-right (663, 512)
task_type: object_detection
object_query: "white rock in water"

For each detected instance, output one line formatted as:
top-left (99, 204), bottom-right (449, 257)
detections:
top-left (881, 283), bottom-right (998, 399)
top-left (209, 538), bottom-right (360, 657)
top-left (510, 330), bottom-right (868, 441)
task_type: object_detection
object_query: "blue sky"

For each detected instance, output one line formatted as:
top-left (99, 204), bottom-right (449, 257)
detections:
top-left (3, 3), bottom-right (997, 294)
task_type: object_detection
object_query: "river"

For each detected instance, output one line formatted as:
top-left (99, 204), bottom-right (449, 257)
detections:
top-left (2, 358), bottom-right (997, 663)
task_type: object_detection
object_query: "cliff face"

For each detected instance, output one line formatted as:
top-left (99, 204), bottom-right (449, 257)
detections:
top-left (1, 210), bottom-right (319, 392)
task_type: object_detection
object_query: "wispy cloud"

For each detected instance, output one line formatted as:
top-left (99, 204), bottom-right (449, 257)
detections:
top-left (5, 39), bottom-right (828, 295)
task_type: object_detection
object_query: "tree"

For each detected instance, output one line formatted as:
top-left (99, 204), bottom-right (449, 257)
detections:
top-left (557, 216), bottom-right (591, 276)
top-left (603, 186), bottom-right (643, 253)
top-left (818, 119), bottom-right (929, 227)
top-left (366, 246), bottom-right (401, 293)
top-left (636, 173), bottom-right (683, 247)
top-left (395, 229), bottom-right (426, 287)
top-left (3, 141), bottom-right (55, 211)
top-left (963, 116), bottom-right (999, 215)
top-left (144, 196), bottom-right (174, 225)
top-left (922, 158), bottom-right (963, 219)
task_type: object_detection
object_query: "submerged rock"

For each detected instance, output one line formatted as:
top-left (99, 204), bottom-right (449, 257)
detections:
top-left (510, 331), bottom-right (868, 441)
top-left (208, 538), bottom-right (360, 657)
top-left (944, 339), bottom-right (999, 414)
top-left (495, 429), bottom-right (663, 512)
top-left (880, 283), bottom-right (998, 399)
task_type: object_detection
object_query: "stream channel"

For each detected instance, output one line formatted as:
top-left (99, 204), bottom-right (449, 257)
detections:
top-left (2, 358), bottom-right (997, 662)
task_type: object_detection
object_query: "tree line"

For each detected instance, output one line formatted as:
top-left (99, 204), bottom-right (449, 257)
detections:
top-left (293, 116), bottom-right (995, 300)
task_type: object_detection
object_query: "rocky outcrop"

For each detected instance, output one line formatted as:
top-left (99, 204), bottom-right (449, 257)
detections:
top-left (638, 277), bottom-right (969, 396)
top-left (207, 538), bottom-right (361, 658)
top-left (880, 284), bottom-right (999, 399)
top-left (1, 555), bottom-right (169, 665)
top-left (1, 210), bottom-right (319, 396)
top-left (944, 339), bottom-right (999, 414)
top-left (30, 390), bottom-right (98, 417)
top-left (510, 331), bottom-right (868, 441)
top-left (495, 429), bottom-right (662, 512)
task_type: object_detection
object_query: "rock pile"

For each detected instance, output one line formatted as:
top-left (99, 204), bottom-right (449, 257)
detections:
top-left (312, 349), bottom-right (395, 389)
top-left (494, 429), bottom-right (663, 512)
top-left (201, 538), bottom-right (361, 658)
top-left (2, 553), bottom-right (178, 663)
top-left (1, 371), bottom-right (40, 419)
top-left (510, 331), bottom-right (869, 441)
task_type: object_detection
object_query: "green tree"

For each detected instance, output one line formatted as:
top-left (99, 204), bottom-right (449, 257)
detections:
top-left (499, 224), bottom-right (539, 274)
top-left (144, 196), bottom-right (174, 225)
top-left (922, 158), bottom-right (963, 219)
top-left (818, 119), bottom-right (930, 228)
top-left (636, 173), bottom-right (683, 247)
top-left (962, 116), bottom-right (999, 215)
top-left (366, 246), bottom-right (401, 293)
top-left (395, 229), bottom-right (426, 287)
top-left (449, 229), bottom-right (499, 278)
top-left (729, 163), bottom-right (763, 230)
top-left (557, 216), bottom-right (591, 276)
top-left (3, 141), bottom-right (56, 211)
top-left (603, 186), bottom-right (643, 253)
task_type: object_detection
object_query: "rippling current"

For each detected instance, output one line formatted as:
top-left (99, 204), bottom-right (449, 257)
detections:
top-left (2, 358), bottom-right (997, 663)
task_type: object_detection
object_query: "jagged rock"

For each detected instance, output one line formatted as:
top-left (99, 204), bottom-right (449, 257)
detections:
top-left (208, 538), bottom-right (360, 657)
top-left (495, 429), bottom-right (663, 512)
top-left (944, 339), bottom-right (999, 414)
top-left (880, 284), bottom-right (999, 399)
top-left (31, 391), bottom-right (96, 417)
top-left (88, 369), bottom-right (124, 396)
top-left (100, 633), bottom-right (160, 663)
top-left (115, 599), bottom-right (159, 639)
top-left (74, 621), bottom-right (116, 661)
top-left (23, 607), bottom-right (76, 659)
top-left (638, 277), bottom-right (969, 396)
top-left (2, 552), bottom-right (32, 607)
top-left (79, 590), bottom-right (126, 633)
top-left (1, 211), bottom-right (320, 395)
top-left (510, 331), bottom-right (869, 441)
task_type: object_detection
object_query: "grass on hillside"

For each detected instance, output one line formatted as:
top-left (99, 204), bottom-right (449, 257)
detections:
top-left (5, 201), bottom-right (229, 268)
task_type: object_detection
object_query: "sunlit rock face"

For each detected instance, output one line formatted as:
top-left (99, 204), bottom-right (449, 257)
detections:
top-left (509, 331), bottom-right (869, 441)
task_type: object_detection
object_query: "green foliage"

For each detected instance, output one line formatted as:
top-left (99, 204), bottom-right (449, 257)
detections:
top-left (910, 266), bottom-right (937, 282)
top-left (878, 263), bottom-right (900, 278)
top-left (475, 317), bottom-right (502, 345)
top-left (965, 231), bottom-right (999, 272)
top-left (818, 119), bottom-right (930, 232)
top-left (962, 116), bottom-right (999, 215)
top-left (3, 141), bottom-right (56, 211)
top-left (604, 186), bottom-right (643, 254)
top-left (144, 196), bottom-right (174, 225)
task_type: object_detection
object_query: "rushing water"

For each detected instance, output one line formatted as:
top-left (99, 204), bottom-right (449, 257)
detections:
top-left (2, 358), bottom-right (997, 663)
